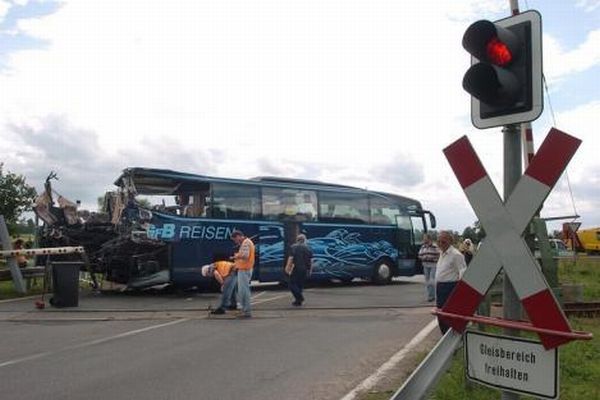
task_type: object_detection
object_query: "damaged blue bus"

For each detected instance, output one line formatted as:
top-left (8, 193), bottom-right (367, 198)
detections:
top-left (37, 168), bottom-right (436, 289)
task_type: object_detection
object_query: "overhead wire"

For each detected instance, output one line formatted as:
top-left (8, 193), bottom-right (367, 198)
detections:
top-left (542, 74), bottom-right (580, 221)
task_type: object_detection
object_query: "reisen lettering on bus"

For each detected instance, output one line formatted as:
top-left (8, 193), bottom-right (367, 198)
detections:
top-left (147, 223), bottom-right (235, 241)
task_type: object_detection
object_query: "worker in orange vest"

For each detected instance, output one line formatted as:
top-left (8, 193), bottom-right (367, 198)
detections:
top-left (230, 230), bottom-right (255, 318)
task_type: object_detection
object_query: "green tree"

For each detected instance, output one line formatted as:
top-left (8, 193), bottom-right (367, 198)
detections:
top-left (97, 195), bottom-right (105, 211)
top-left (461, 225), bottom-right (477, 242)
top-left (461, 220), bottom-right (486, 244)
top-left (0, 163), bottom-right (37, 234)
top-left (136, 198), bottom-right (151, 209)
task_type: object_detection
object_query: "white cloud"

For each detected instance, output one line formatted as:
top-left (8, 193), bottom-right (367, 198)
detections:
top-left (534, 100), bottom-right (600, 231)
top-left (0, 1), bottom-right (10, 23)
top-left (1, 114), bottom-right (226, 210)
top-left (576, 0), bottom-right (600, 12)
top-left (544, 30), bottom-right (600, 83)
top-left (1, 1), bottom-right (599, 232)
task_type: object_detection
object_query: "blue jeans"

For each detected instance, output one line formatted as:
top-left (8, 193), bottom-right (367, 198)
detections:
top-left (236, 269), bottom-right (253, 315)
top-left (423, 265), bottom-right (436, 301)
top-left (218, 272), bottom-right (237, 309)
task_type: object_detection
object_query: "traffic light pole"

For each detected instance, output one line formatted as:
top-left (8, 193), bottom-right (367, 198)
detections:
top-left (502, 123), bottom-right (522, 400)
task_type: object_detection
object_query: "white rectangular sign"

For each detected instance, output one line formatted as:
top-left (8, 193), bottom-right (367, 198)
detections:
top-left (465, 331), bottom-right (558, 399)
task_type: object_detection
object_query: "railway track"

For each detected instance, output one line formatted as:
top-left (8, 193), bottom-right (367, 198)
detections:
top-left (563, 301), bottom-right (600, 318)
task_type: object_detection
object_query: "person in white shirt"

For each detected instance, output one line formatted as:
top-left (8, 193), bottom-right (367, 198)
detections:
top-left (435, 231), bottom-right (467, 334)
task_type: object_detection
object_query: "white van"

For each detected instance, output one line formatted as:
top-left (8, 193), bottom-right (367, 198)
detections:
top-left (535, 238), bottom-right (574, 258)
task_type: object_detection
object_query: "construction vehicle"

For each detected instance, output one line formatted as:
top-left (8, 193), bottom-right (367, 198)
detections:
top-left (562, 223), bottom-right (600, 255)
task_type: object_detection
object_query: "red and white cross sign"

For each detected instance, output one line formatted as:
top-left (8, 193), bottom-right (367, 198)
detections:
top-left (441, 128), bottom-right (581, 350)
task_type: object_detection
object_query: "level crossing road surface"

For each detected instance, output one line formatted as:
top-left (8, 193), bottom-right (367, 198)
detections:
top-left (0, 277), bottom-right (437, 400)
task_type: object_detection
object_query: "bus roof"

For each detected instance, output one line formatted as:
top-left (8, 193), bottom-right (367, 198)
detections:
top-left (116, 167), bottom-right (423, 208)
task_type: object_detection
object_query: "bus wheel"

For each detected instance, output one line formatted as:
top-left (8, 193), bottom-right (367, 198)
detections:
top-left (373, 261), bottom-right (393, 285)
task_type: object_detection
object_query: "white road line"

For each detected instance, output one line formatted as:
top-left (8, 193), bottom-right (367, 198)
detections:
top-left (0, 295), bottom-right (39, 304)
top-left (250, 291), bottom-right (267, 300)
top-left (0, 318), bottom-right (189, 369)
top-left (0, 291), bottom-right (289, 368)
top-left (339, 319), bottom-right (438, 400)
top-left (251, 293), bottom-right (289, 305)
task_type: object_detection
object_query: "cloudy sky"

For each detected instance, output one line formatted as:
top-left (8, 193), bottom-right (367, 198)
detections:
top-left (1, 0), bottom-right (599, 233)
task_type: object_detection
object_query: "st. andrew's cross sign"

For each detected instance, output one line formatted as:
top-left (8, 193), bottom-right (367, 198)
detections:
top-left (440, 128), bottom-right (581, 350)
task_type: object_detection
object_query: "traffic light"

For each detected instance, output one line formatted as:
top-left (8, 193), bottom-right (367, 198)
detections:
top-left (462, 10), bottom-right (542, 129)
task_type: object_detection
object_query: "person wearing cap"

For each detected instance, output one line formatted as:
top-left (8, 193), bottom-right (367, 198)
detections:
top-left (230, 230), bottom-right (255, 318)
top-left (285, 234), bottom-right (313, 306)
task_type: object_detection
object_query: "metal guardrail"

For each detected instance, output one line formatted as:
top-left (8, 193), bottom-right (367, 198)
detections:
top-left (390, 329), bottom-right (463, 400)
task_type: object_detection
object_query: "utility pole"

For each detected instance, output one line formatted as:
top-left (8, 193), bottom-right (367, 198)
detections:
top-left (502, 123), bottom-right (521, 400)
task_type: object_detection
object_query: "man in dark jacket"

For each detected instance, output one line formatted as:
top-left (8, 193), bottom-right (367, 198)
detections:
top-left (286, 234), bottom-right (313, 306)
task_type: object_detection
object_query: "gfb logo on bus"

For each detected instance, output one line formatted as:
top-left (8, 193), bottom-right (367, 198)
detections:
top-left (147, 223), bottom-right (236, 241)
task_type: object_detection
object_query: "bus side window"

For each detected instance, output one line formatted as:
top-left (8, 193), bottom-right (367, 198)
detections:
top-left (263, 188), bottom-right (317, 221)
top-left (372, 210), bottom-right (391, 224)
top-left (319, 191), bottom-right (369, 224)
top-left (212, 183), bottom-right (261, 220)
top-left (263, 188), bottom-right (285, 220)
top-left (369, 194), bottom-right (399, 225)
top-left (296, 192), bottom-right (317, 221)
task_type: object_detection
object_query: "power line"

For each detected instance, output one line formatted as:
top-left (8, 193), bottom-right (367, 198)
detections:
top-left (543, 74), bottom-right (579, 219)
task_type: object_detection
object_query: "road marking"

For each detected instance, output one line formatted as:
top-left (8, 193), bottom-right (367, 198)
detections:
top-left (0, 318), bottom-right (189, 369)
top-left (0, 295), bottom-right (39, 304)
top-left (251, 291), bottom-right (267, 300)
top-left (339, 319), bottom-right (438, 400)
top-left (251, 293), bottom-right (289, 305)
top-left (0, 291), bottom-right (288, 368)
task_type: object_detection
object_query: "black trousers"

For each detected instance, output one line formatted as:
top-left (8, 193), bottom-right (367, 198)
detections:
top-left (289, 269), bottom-right (307, 303)
top-left (436, 281), bottom-right (458, 334)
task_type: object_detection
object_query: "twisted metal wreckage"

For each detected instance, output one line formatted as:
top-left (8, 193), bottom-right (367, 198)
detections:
top-left (34, 172), bottom-right (170, 290)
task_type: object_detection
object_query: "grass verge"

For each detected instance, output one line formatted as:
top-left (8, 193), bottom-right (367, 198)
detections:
top-left (430, 257), bottom-right (599, 399)
top-left (0, 280), bottom-right (44, 300)
top-left (431, 318), bottom-right (599, 399)
top-left (558, 256), bottom-right (600, 300)
top-left (362, 258), bottom-right (600, 399)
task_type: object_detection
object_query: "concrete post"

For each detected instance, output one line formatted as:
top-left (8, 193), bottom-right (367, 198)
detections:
top-left (0, 215), bottom-right (27, 294)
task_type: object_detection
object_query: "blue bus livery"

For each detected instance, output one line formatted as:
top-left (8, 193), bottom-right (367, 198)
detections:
top-left (35, 168), bottom-right (436, 289)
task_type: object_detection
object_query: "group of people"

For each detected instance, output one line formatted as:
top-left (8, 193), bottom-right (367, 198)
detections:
top-left (203, 228), bottom-right (472, 327)
top-left (204, 229), bottom-right (255, 318)
top-left (204, 229), bottom-right (313, 318)
top-left (418, 231), bottom-right (473, 333)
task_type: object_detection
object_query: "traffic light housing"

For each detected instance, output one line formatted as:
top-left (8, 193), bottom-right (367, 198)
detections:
top-left (463, 10), bottom-right (542, 129)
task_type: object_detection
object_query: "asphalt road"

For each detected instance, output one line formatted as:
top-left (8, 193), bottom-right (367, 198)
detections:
top-left (0, 278), bottom-right (437, 400)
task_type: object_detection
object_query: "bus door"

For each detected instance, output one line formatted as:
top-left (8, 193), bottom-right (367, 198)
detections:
top-left (409, 215), bottom-right (426, 273)
top-left (394, 215), bottom-right (418, 274)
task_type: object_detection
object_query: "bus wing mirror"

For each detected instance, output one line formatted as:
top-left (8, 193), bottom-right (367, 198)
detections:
top-left (424, 210), bottom-right (437, 229)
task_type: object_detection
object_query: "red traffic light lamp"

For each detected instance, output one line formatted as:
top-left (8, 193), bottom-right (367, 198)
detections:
top-left (462, 10), bottom-right (543, 129)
